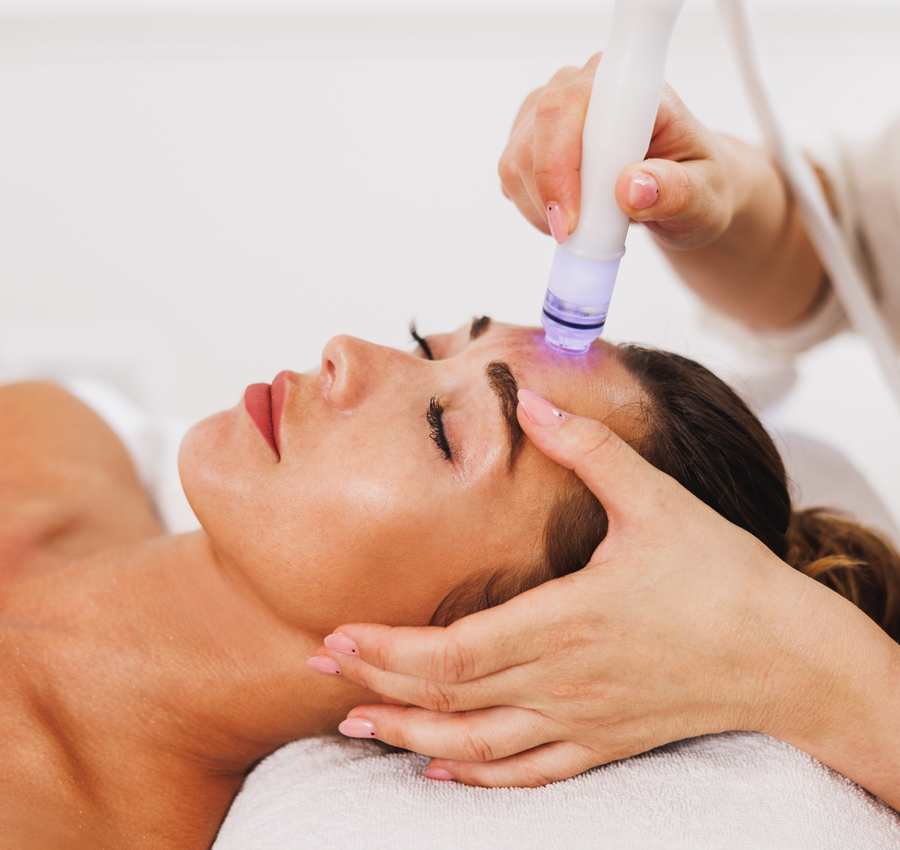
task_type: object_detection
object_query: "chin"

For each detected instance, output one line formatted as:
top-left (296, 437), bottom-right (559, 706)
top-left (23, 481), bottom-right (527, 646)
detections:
top-left (178, 407), bottom-right (243, 529)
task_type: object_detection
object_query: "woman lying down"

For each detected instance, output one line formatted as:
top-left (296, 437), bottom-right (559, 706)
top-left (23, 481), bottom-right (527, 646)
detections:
top-left (2, 316), bottom-right (898, 848)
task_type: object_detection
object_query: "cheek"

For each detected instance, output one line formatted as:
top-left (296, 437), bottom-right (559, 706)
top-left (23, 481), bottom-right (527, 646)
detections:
top-left (259, 463), bottom-right (466, 628)
top-left (299, 470), bottom-right (552, 630)
top-left (185, 436), bottom-right (455, 631)
top-left (181, 415), bottom-right (559, 634)
top-left (255, 469), bottom-right (538, 633)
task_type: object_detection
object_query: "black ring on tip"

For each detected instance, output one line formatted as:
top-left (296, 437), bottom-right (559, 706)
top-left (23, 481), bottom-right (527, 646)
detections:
top-left (542, 308), bottom-right (606, 331)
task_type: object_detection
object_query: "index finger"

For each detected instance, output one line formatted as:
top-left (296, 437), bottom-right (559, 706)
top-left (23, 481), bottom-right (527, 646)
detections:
top-left (331, 576), bottom-right (568, 683)
top-left (532, 53), bottom-right (603, 231)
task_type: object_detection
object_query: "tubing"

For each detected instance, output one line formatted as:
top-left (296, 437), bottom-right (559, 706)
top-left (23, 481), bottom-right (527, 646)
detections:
top-left (717, 0), bottom-right (900, 410)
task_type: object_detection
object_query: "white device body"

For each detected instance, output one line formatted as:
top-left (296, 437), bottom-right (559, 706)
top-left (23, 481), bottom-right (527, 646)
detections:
top-left (542, 0), bottom-right (685, 351)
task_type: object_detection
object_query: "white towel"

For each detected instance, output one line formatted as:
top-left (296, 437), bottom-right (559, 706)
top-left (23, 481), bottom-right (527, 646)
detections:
top-left (213, 732), bottom-right (899, 850)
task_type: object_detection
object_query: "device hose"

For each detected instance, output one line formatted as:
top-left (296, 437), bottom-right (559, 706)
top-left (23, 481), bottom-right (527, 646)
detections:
top-left (717, 0), bottom-right (900, 410)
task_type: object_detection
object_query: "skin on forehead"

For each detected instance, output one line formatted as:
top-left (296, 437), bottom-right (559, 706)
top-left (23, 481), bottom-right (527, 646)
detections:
top-left (422, 319), bottom-right (646, 443)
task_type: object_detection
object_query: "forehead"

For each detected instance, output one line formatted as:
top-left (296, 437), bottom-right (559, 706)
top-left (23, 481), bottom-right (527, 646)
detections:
top-left (437, 320), bottom-right (644, 431)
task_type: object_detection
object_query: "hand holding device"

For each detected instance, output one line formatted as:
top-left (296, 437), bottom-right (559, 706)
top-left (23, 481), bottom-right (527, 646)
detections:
top-left (540, 0), bottom-right (685, 351)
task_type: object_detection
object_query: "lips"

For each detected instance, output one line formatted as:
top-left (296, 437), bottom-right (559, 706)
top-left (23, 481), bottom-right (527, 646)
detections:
top-left (245, 383), bottom-right (279, 459)
top-left (271, 371), bottom-right (289, 453)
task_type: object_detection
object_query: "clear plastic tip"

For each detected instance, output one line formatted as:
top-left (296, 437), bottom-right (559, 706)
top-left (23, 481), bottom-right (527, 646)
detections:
top-left (541, 290), bottom-right (609, 353)
top-left (541, 251), bottom-right (619, 353)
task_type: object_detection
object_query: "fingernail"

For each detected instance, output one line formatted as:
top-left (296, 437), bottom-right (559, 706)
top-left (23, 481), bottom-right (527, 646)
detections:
top-left (628, 172), bottom-right (660, 210)
top-left (517, 389), bottom-right (569, 428)
top-left (424, 768), bottom-right (456, 782)
top-left (546, 202), bottom-right (568, 245)
top-left (307, 655), bottom-right (342, 675)
top-left (338, 717), bottom-right (378, 738)
top-left (324, 633), bottom-right (359, 655)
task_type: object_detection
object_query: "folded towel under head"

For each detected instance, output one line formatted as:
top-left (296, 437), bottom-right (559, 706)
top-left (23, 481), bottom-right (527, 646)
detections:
top-left (214, 731), bottom-right (899, 850)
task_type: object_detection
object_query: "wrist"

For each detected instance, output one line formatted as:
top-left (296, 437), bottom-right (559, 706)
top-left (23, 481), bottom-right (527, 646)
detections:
top-left (750, 568), bottom-right (900, 807)
top-left (679, 133), bottom-right (826, 328)
top-left (715, 134), bottom-right (784, 252)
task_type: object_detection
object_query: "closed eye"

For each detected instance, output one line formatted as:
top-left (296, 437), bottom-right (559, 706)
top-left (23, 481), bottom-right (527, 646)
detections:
top-left (409, 321), bottom-right (434, 361)
top-left (426, 396), bottom-right (452, 461)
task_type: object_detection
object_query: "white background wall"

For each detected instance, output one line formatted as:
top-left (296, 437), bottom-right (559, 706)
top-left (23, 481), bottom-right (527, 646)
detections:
top-left (1, 0), bottom-right (898, 523)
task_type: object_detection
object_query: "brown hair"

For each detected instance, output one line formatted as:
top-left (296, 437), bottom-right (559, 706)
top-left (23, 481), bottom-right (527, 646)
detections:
top-left (431, 345), bottom-right (900, 643)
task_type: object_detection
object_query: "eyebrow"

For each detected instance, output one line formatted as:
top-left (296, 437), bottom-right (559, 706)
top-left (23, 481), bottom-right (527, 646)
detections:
top-left (470, 315), bottom-right (492, 341)
top-left (485, 360), bottom-right (525, 473)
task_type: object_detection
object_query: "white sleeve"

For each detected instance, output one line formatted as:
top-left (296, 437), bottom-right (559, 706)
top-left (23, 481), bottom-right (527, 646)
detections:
top-left (704, 117), bottom-right (900, 358)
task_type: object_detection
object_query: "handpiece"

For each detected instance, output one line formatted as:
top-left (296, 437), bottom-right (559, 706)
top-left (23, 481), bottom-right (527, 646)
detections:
top-left (542, 0), bottom-right (685, 353)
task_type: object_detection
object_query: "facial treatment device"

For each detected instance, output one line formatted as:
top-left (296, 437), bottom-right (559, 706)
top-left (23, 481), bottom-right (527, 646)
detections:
top-left (541, 0), bottom-right (685, 353)
top-left (539, 0), bottom-right (900, 408)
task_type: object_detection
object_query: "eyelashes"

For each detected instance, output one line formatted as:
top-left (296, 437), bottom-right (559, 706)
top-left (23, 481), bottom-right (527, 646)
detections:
top-left (426, 397), bottom-right (453, 461)
top-left (411, 321), bottom-right (452, 462)
top-left (409, 321), bottom-right (434, 361)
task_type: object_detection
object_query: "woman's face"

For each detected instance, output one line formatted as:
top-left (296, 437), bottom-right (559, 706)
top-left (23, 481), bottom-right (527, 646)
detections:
top-left (179, 319), bottom-right (642, 634)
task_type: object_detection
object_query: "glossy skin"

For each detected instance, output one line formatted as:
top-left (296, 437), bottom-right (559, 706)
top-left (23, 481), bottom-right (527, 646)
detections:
top-left (179, 320), bottom-right (642, 635)
top-left (0, 320), bottom-right (644, 848)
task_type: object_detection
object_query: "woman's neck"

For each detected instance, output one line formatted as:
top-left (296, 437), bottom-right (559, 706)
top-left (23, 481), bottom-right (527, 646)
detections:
top-left (16, 530), bottom-right (367, 801)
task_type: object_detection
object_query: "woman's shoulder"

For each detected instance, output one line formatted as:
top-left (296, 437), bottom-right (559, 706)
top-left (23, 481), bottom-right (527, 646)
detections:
top-left (0, 381), bottom-right (163, 567)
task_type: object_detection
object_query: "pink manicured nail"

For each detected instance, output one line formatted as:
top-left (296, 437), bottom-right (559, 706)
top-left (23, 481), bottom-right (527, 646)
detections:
top-left (324, 633), bottom-right (359, 655)
top-left (424, 768), bottom-right (456, 782)
top-left (517, 389), bottom-right (569, 428)
top-left (628, 172), bottom-right (660, 210)
top-left (307, 655), bottom-right (342, 675)
top-left (339, 717), bottom-right (378, 738)
top-left (546, 202), bottom-right (568, 245)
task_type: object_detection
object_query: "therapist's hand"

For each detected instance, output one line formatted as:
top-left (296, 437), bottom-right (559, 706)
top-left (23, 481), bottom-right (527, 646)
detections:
top-left (498, 54), bottom-right (827, 329)
top-left (309, 390), bottom-right (828, 787)
top-left (498, 54), bottom-right (733, 251)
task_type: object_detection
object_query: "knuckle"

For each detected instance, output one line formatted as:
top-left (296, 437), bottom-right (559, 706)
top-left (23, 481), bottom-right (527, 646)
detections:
top-left (517, 757), bottom-right (557, 788)
top-left (669, 166), bottom-right (694, 214)
top-left (420, 679), bottom-right (454, 714)
top-left (520, 85), bottom-right (545, 114)
top-left (369, 640), bottom-right (403, 680)
top-left (512, 132), bottom-right (534, 171)
top-left (547, 64), bottom-right (580, 87)
top-left (534, 86), bottom-right (577, 122)
top-left (577, 421), bottom-right (619, 465)
top-left (341, 659), bottom-right (374, 690)
top-left (434, 631), bottom-right (477, 684)
top-left (458, 728), bottom-right (496, 763)
top-left (532, 166), bottom-right (565, 202)
top-left (497, 148), bottom-right (518, 187)
top-left (697, 176), bottom-right (730, 235)
top-left (378, 722), bottom-right (410, 750)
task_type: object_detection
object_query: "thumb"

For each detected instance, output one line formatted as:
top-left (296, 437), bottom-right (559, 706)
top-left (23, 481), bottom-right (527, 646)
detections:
top-left (615, 158), bottom-right (693, 222)
top-left (517, 389), bottom-right (664, 519)
top-left (615, 157), bottom-right (729, 249)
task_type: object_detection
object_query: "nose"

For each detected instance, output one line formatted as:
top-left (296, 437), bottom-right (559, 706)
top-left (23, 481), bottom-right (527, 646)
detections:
top-left (321, 334), bottom-right (405, 411)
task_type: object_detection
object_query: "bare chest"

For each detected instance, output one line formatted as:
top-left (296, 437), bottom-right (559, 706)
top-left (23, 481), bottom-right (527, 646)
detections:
top-left (0, 632), bottom-right (239, 850)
